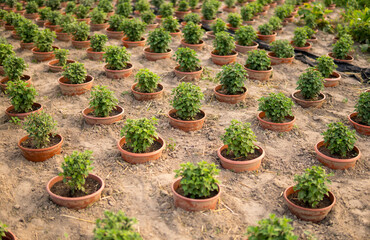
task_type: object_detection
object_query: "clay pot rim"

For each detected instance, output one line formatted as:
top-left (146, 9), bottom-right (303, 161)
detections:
top-left (1, 74), bottom-right (31, 83)
top-left (175, 10), bottom-right (191, 14)
top-left (211, 50), bottom-right (238, 57)
top-left (314, 140), bottom-right (361, 163)
top-left (131, 83), bottom-right (164, 95)
top-left (214, 85), bottom-right (247, 97)
top-left (82, 105), bottom-right (124, 121)
top-left (144, 47), bottom-right (173, 55)
top-left (105, 27), bottom-right (124, 33)
top-left (217, 144), bottom-right (265, 165)
top-left (18, 134), bottom-right (63, 152)
top-left (117, 136), bottom-right (166, 158)
top-left (44, 22), bottom-right (59, 27)
top-left (257, 111), bottom-right (296, 126)
top-left (257, 31), bottom-right (277, 37)
top-left (20, 41), bottom-right (34, 44)
top-left (48, 59), bottom-right (75, 66)
top-left (292, 90), bottom-right (326, 104)
top-left (171, 178), bottom-right (221, 203)
top-left (104, 63), bottom-right (133, 72)
top-left (31, 46), bottom-right (59, 54)
top-left (55, 29), bottom-right (70, 34)
top-left (46, 173), bottom-right (105, 202)
top-left (291, 41), bottom-right (312, 49)
top-left (268, 51), bottom-right (294, 60)
top-left (122, 37), bottom-right (146, 43)
top-left (5, 102), bottom-right (42, 117)
top-left (327, 52), bottom-right (354, 61)
top-left (181, 39), bottom-right (205, 46)
top-left (71, 37), bottom-right (91, 43)
top-left (58, 75), bottom-right (94, 86)
top-left (90, 21), bottom-right (108, 25)
top-left (86, 47), bottom-right (105, 54)
top-left (170, 29), bottom-right (181, 34)
top-left (174, 65), bottom-right (203, 75)
top-left (324, 71), bottom-right (341, 81)
top-left (244, 65), bottom-right (273, 73)
top-left (167, 109), bottom-right (206, 124)
top-left (284, 186), bottom-right (336, 212)
top-left (235, 41), bottom-right (259, 48)
top-left (348, 112), bottom-right (369, 129)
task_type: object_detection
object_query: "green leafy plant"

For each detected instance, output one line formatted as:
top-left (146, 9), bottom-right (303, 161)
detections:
top-left (5, 0), bottom-right (17, 8)
top-left (258, 92), bottom-right (294, 123)
top-left (174, 161), bottom-right (220, 199)
top-left (97, 0), bottom-right (113, 13)
top-left (58, 14), bottom-right (76, 33)
top-left (135, 0), bottom-right (150, 12)
top-left (65, 1), bottom-right (76, 14)
top-left (201, 0), bottom-right (217, 20)
top-left (38, 7), bottom-right (51, 20)
top-left (213, 32), bottom-right (235, 56)
top-left (147, 28), bottom-right (172, 53)
top-left (16, 20), bottom-right (38, 43)
top-left (235, 25), bottom-right (257, 46)
top-left (115, 2), bottom-right (132, 18)
top-left (71, 21), bottom-right (90, 41)
top-left (241, 4), bottom-right (254, 21)
top-left (322, 122), bottom-right (357, 157)
top-left (162, 16), bottom-right (179, 33)
top-left (159, 2), bottom-right (174, 17)
top-left (151, 0), bottom-right (164, 9)
top-left (217, 63), bottom-right (247, 95)
top-left (182, 21), bottom-right (204, 44)
top-left (134, 68), bottom-right (160, 93)
top-left (34, 28), bottom-right (56, 52)
top-left (25, 1), bottom-right (38, 14)
top-left (171, 82), bottom-right (204, 120)
top-left (296, 67), bottom-right (324, 100)
top-left (268, 16), bottom-right (282, 31)
top-left (3, 55), bottom-right (27, 81)
top-left (104, 46), bottom-right (131, 70)
top-left (54, 48), bottom-right (69, 66)
top-left (177, 0), bottom-right (189, 11)
top-left (122, 19), bottom-right (146, 42)
top-left (184, 12), bottom-right (201, 24)
top-left (47, 10), bottom-right (62, 25)
top-left (258, 23), bottom-right (274, 35)
top-left (62, 62), bottom-right (87, 84)
top-left (175, 47), bottom-right (200, 72)
top-left (332, 34), bottom-right (354, 59)
top-left (293, 27), bottom-right (308, 47)
top-left (141, 10), bottom-right (156, 24)
top-left (94, 211), bottom-right (142, 240)
top-left (59, 150), bottom-right (94, 193)
top-left (211, 18), bottom-right (226, 34)
top-left (0, 221), bottom-right (8, 238)
top-left (108, 14), bottom-right (125, 31)
top-left (4, 12), bottom-right (21, 26)
top-left (344, 8), bottom-right (369, 44)
top-left (227, 13), bottom-right (242, 28)
top-left (90, 34), bottom-right (108, 52)
top-left (0, 44), bottom-right (14, 66)
top-left (293, 166), bottom-right (333, 208)
top-left (90, 8), bottom-right (107, 24)
top-left (6, 80), bottom-right (37, 113)
top-left (225, 0), bottom-right (236, 8)
top-left (35, 0), bottom-right (45, 7)
top-left (270, 40), bottom-right (295, 58)
top-left (303, 26), bottom-right (315, 39)
top-left (246, 214), bottom-right (298, 240)
top-left (89, 85), bottom-right (118, 117)
top-left (0, 10), bottom-right (7, 21)
top-left (355, 92), bottom-right (370, 126)
top-left (316, 55), bottom-right (337, 78)
top-left (275, 4), bottom-right (291, 19)
top-left (15, 2), bottom-right (23, 11)
top-left (189, 0), bottom-right (199, 10)
top-left (246, 49), bottom-right (271, 71)
top-left (45, 0), bottom-right (61, 10)
top-left (22, 111), bottom-right (58, 148)
top-left (80, 0), bottom-right (94, 8)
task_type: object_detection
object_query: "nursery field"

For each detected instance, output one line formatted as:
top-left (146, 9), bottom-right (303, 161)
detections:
top-left (0, 2), bottom-right (369, 240)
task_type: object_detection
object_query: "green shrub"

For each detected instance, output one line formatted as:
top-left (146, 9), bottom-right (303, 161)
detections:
top-left (97, 0), bottom-right (113, 13)
top-left (225, 0), bottom-right (236, 8)
top-left (296, 67), bottom-right (324, 100)
top-left (22, 111), bottom-right (58, 148)
top-left (16, 20), bottom-right (38, 43)
top-left (177, 0), bottom-right (189, 11)
top-left (355, 92), bottom-right (370, 126)
top-left (104, 46), bottom-right (131, 70)
top-left (227, 13), bottom-right (242, 28)
top-left (116, 2), bottom-right (132, 18)
top-left (332, 34), bottom-right (354, 59)
top-left (141, 10), bottom-right (156, 24)
top-left (0, 10), bottom-right (7, 21)
top-left (159, 2), bottom-right (174, 17)
top-left (345, 8), bottom-right (369, 44)
top-left (171, 82), bottom-right (204, 120)
top-left (235, 25), bottom-right (257, 46)
top-left (258, 23), bottom-right (274, 35)
top-left (268, 16), bottom-right (282, 31)
top-left (189, 0), bottom-right (199, 9)
top-left (15, 2), bottom-right (23, 11)
top-left (62, 62), bottom-right (87, 84)
top-left (241, 5), bottom-right (254, 21)
top-left (303, 26), bottom-right (315, 39)
top-left (294, 166), bottom-right (333, 208)
top-left (54, 48), bottom-right (69, 66)
top-left (175, 47), bottom-right (200, 72)
top-left (90, 8), bottom-right (107, 24)
top-left (0, 44), bottom-right (14, 66)
top-left (274, 5), bottom-right (291, 19)
top-left (6, 80), bottom-right (37, 113)
top-left (322, 122), bottom-right (357, 157)
top-left (151, 0), bottom-right (164, 9)
top-left (38, 7), bottom-right (51, 20)
top-left (59, 150), bottom-right (94, 193)
top-left (80, 0), bottom-right (94, 8)
top-left (184, 12), bottom-right (201, 24)
top-left (46, 10), bottom-right (62, 25)
top-left (74, 5), bottom-right (89, 19)
top-left (213, 32), bottom-right (235, 56)
top-left (89, 85), bottom-right (118, 117)
top-left (45, 0), bottom-right (60, 10)
top-left (90, 34), bottom-right (108, 52)
top-left (174, 161), bottom-right (220, 199)
top-left (34, 29), bottom-right (56, 52)
top-left (270, 40), bottom-right (295, 58)
top-left (211, 18), bottom-right (226, 34)
top-left (183, 21), bottom-right (204, 44)
top-left (292, 27), bottom-right (308, 47)
top-left (258, 92), bottom-right (294, 123)
top-left (35, 0), bottom-right (45, 7)
top-left (25, 1), bottom-right (38, 14)
top-left (246, 49), bottom-right (271, 71)
top-left (5, 0), bottom-right (17, 8)
top-left (316, 55), bottom-right (337, 78)
top-left (65, 1), bottom-right (76, 14)
top-left (134, 68), bottom-right (161, 93)
top-left (94, 211), bottom-right (142, 240)
top-left (0, 222), bottom-right (7, 238)
top-left (201, 0), bottom-right (217, 20)
top-left (162, 16), bottom-right (179, 33)
top-left (122, 19), bottom-right (146, 42)
top-left (72, 21), bottom-right (90, 41)
top-left (3, 55), bottom-right (27, 81)
top-left (135, 0), bottom-right (150, 12)
top-left (4, 12), bottom-right (21, 26)
top-left (58, 14), bottom-right (76, 33)
top-left (147, 28), bottom-right (172, 53)
top-left (216, 63), bottom-right (247, 95)
top-left (108, 14), bottom-right (125, 31)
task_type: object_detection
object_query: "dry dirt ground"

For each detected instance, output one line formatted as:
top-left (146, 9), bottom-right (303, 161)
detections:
top-left (0, 5), bottom-right (369, 240)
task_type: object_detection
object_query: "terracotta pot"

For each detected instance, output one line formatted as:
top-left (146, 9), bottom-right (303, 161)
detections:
top-left (243, 19), bottom-right (256, 25)
top-left (131, 83), bottom-right (164, 101)
top-left (2, 231), bottom-right (17, 240)
top-left (348, 112), bottom-right (370, 135)
top-left (0, 75), bottom-right (32, 92)
top-left (104, 63), bottom-right (133, 79)
top-left (55, 30), bottom-right (72, 42)
top-left (211, 50), bottom-right (238, 65)
top-left (146, 23), bottom-right (158, 31)
top-left (284, 15), bottom-right (294, 23)
top-left (270, 2), bottom-right (277, 7)
top-left (227, 23), bottom-right (239, 31)
top-left (86, 48), bottom-right (105, 61)
top-left (175, 10), bottom-right (191, 20)
top-left (105, 27), bottom-right (124, 39)
top-left (214, 85), bottom-right (247, 104)
top-left (324, 71), bottom-right (341, 87)
top-left (44, 22), bottom-right (60, 31)
top-left (327, 52), bottom-right (354, 64)
top-left (117, 136), bottom-right (165, 164)
top-left (36, 19), bottom-right (47, 27)
top-left (18, 134), bottom-right (63, 162)
top-left (292, 91), bottom-right (326, 108)
top-left (122, 37), bottom-right (146, 48)
top-left (3, 7), bottom-right (14, 12)
top-left (144, 48), bottom-right (172, 61)
top-left (155, 15), bottom-right (163, 23)
top-left (201, 17), bottom-right (216, 25)
top-left (284, 186), bottom-right (336, 222)
top-left (218, 144), bottom-right (264, 172)
top-left (46, 174), bottom-right (104, 210)
top-left (291, 41), bottom-right (312, 51)
top-left (168, 109), bottom-right (206, 132)
top-left (258, 10), bottom-right (268, 15)
top-left (174, 66), bottom-right (203, 81)
top-left (58, 75), bottom-right (94, 96)
top-left (205, 31), bottom-right (216, 39)
top-left (223, 6), bottom-right (237, 13)
top-left (4, 24), bottom-right (14, 30)
top-left (327, 4), bottom-right (336, 10)
top-left (90, 22), bottom-right (109, 31)
top-left (5, 103), bottom-right (43, 120)
top-left (76, 18), bottom-right (90, 24)
top-left (315, 141), bottom-right (361, 169)
top-left (268, 52), bottom-right (294, 65)
top-left (0, 65), bottom-right (4, 76)
top-left (82, 106), bottom-right (124, 125)
top-left (71, 38), bottom-right (91, 49)
top-left (251, 15), bottom-right (259, 20)
top-left (275, 28), bottom-right (283, 34)
top-left (191, 7), bottom-right (201, 13)
top-left (24, 12), bottom-right (39, 19)
top-left (257, 111), bottom-right (295, 132)
top-left (257, 32), bottom-right (276, 43)
top-left (244, 66), bottom-right (273, 81)
top-left (19, 41), bottom-right (35, 50)
top-left (235, 42), bottom-right (258, 54)
top-left (171, 178), bottom-right (221, 211)
top-left (180, 21), bottom-right (202, 28)
top-left (262, 5), bottom-right (270, 11)
top-left (169, 29), bottom-right (182, 39)
top-left (48, 59), bottom-right (75, 72)
top-left (307, 36), bottom-right (318, 43)
top-left (181, 39), bottom-right (205, 51)
top-left (11, 30), bottom-right (21, 40)
top-left (32, 46), bottom-right (59, 62)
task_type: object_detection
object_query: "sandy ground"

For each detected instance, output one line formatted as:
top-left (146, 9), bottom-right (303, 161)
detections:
top-left (0, 5), bottom-right (369, 240)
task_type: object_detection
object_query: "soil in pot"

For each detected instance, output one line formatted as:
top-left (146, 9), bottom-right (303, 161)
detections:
top-left (131, 83), bottom-right (164, 101)
top-left (32, 46), bottom-right (59, 62)
top-left (348, 112), bottom-right (370, 135)
top-left (268, 52), bottom-right (294, 65)
top-left (257, 111), bottom-right (295, 132)
top-left (168, 109), bottom-right (206, 132)
top-left (48, 59), bottom-right (75, 72)
top-left (105, 27), bottom-right (124, 39)
top-left (5, 103), bottom-right (43, 120)
top-left (104, 63), bottom-right (133, 79)
top-left (324, 71), bottom-right (341, 87)
top-left (174, 66), bottom-right (203, 81)
top-left (288, 191), bottom-right (332, 209)
top-left (211, 50), bottom-right (238, 65)
top-left (292, 91), bottom-right (326, 108)
top-left (82, 106), bottom-right (124, 125)
top-left (214, 85), bottom-right (247, 104)
top-left (327, 52), bottom-right (354, 63)
top-left (50, 178), bottom-right (101, 198)
top-left (18, 134), bottom-right (63, 162)
top-left (291, 41), bottom-right (312, 51)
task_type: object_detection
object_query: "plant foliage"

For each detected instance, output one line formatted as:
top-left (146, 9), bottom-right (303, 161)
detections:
top-left (332, 34), bottom-right (354, 59)
top-left (122, 19), bottom-right (146, 42)
top-left (211, 18), bottom-right (226, 34)
top-left (216, 63), bottom-right (247, 95)
top-left (89, 85), bottom-right (118, 117)
top-left (355, 92), bottom-right (370, 126)
top-left (3, 55), bottom-right (27, 81)
top-left (322, 122), bottom-right (357, 157)
top-left (183, 21), bottom-right (204, 44)
top-left (316, 55), bottom-right (337, 78)
top-left (171, 82), bottom-right (204, 120)
top-left (6, 80), bottom-right (37, 113)
top-left (34, 28), bottom-right (56, 52)
top-left (175, 47), bottom-right (200, 72)
top-left (90, 34), bottom-right (108, 52)
top-left (270, 40), bottom-right (295, 58)
top-left (213, 32), bottom-right (235, 56)
top-left (296, 67), bottom-right (324, 99)
top-left (104, 46), bottom-right (131, 70)
top-left (258, 92), bottom-right (294, 123)
top-left (134, 68), bottom-right (161, 93)
top-left (62, 62), bottom-right (87, 84)
top-left (147, 28), bottom-right (172, 53)
top-left (246, 49), bottom-right (271, 71)
top-left (235, 25), bottom-right (257, 46)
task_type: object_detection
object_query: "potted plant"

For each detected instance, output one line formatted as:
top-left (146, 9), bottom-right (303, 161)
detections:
top-left (241, 5), bottom-right (255, 25)
top-left (55, 14), bottom-right (75, 42)
top-left (291, 27), bottom-right (311, 51)
top-left (15, 2), bottom-right (25, 15)
top-left (64, 1), bottom-right (76, 14)
top-left (268, 16), bottom-right (283, 34)
top-left (87, 34), bottom-right (108, 61)
top-left (316, 55), bottom-right (340, 87)
top-left (227, 13), bottom-right (242, 31)
top-left (201, 0), bottom-right (217, 25)
top-left (172, 161), bottom-right (221, 211)
top-left (324, 0), bottom-right (335, 9)
top-left (16, 19), bottom-right (38, 50)
top-left (141, 10), bottom-right (157, 30)
top-left (103, 46), bottom-right (133, 79)
top-left (304, 26), bottom-right (317, 43)
top-left (235, 25), bottom-right (258, 54)
top-left (58, 62), bottom-right (94, 96)
top-left (158, 2), bottom-right (174, 21)
top-left (329, 34), bottom-right (354, 63)
top-left (115, 2), bottom-right (132, 18)
top-left (36, 7), bottom-right (51, 27)
top-left (0, 43), bottom-right (14, 75)
top-left (315, 122), bottom-right (361, 169)
top-left (211, 32), bottom-right (237, 65)
top-left (189, 0), bottom-right (200, 13)
top-left (93, 211), bottom-right (142, 239)
top-left (174, 47), bottom-right (203, 81)
top-left (18, 111), bottom-right (63, 162)
top-left (246, 214), bottom-right (298, 239)
top-left (24, 1), bottom-right (39, 19)
top-left (122, 19), bottom-right (147, 48)
top-left (181, 21), bottom-right (204, 51)
top-left (82, 85), bottom-right (123, 125)
top-left (292, 67), bottom-right (325, 108)
top-left (135, 0), bottom-right (150, 15)
top-left (244, 49), bottom-right (273, 81)
top-left (0, 55), bottom-right (32, 92)
top-left (175, 0), bottom-right (190, 20)
top-left (106, 14), bottom-right (125, 39)
top-left (131, 68), bottom-right (163, 101)
top-left (45, 10), bottom-right (61, 31)
top-left (3, 12), bottom-right (19, 30)
top-left (257, 23), bottom-right (276, 43)
top-left (4, 0), bottom-right (16, 11)
top-left (48, 48), bottom-right (75, 72)
top-left (348, 92), bottom-right (369, 135)
top-left (257, 92), bottom-right (295, 132)
top-left (74, 4), bottom-right (90, 23)
top-left (162, 16), bottom-right (181, 39)
top-left (168, 82), bottom-right (205, 131)
top-left (181, 12), bottom-right (201, 27)
top-left (0, 9), bottom-right (7, 26)
top-left (46, 150), bottom-right (105, 209)
top-left (97, 0), bottom-right (114, 17)
top-left (268, 40), bottom-right (295, 65)
top-left (32, 29), bottom-right (58, 62)
top-left (284, 166), bottom-right (336, 222)
top-left (151, 0), bottom-right (164, 9)
top-left (0, 221), bottom-right (16, 240)
top-left (71, 21), bottom-right (91, 49)
top-left (144, 28), bottom-right (172, 61)
top-left (90, 8), bottom-right (108, 31)
top-left (206, 18), bottom-right (226, 39)
top-left (45, 0), bottom-right (61, 10)
top-left (223, 0), bottom-right (237, 13)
